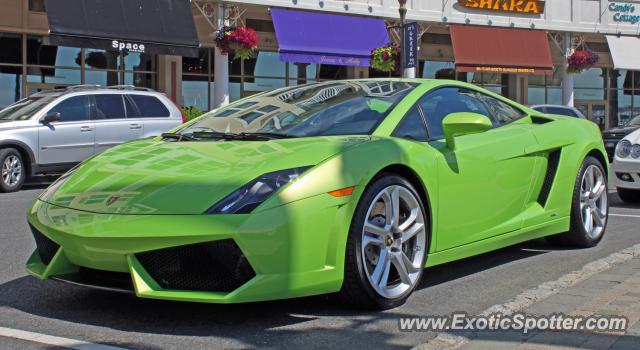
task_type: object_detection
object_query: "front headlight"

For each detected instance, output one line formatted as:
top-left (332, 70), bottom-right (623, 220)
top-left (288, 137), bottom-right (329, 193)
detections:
top-left (616, 140), bottom-right (632, 158)
top-left (205, 166), bottom-right (313, 214)
top-left (632, 144), bottom-right (640, 159)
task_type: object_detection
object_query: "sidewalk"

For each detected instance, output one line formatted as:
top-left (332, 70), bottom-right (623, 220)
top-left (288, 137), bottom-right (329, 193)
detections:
top-left (459, 257), bottom-right (640, 350)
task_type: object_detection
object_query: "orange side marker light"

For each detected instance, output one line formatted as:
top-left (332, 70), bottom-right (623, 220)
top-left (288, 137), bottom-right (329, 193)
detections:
top-left (328, 186), bottom-right (355, 197)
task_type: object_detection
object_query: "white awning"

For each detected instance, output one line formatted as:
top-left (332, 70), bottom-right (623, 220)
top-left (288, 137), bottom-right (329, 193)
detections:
top-left (606, 35), bottom-right (640, 70)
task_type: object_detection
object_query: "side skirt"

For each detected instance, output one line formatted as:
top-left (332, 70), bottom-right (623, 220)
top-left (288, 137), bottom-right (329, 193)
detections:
top-left (425, 216), bottom-right (570, 268)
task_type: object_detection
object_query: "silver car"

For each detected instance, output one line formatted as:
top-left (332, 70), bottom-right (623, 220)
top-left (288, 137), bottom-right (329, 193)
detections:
top-left (0, 85), bottom-right (184, 192)
top-left (530, 104), bottom-right (587, 119)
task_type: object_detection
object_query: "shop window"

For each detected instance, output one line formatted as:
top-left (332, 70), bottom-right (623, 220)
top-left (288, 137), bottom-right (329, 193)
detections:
top-left (29, 0), bottom-right (46, 12)
top-left (245, 52), bottom-right (285, 78)
top-left (183, 48), bottom-right (209, 75)
top-left (422, 61), bottom-right (454, 79)
top-left (0, 33), bottom-right (22, 65)
top-left (318, 64), bottom-right (347, 80)
top-left (84, 70), bottom-right (120, 86)
top-left (245, 19), bottom-right (275, 32)
top-left (574, 68), bottom-right (605, 89)
top-left (0, 71), bottom-right (22, 108)
top-left (83, 49), bottom-right (118, 70)
top-left (124, 72), bottom-right (156, 89)
top-left (123, 52), bottom-right (156, 72)
top-left (182, 75), bottom-right (209, 111)
top-left (27, 68), bottom-right (81, 86)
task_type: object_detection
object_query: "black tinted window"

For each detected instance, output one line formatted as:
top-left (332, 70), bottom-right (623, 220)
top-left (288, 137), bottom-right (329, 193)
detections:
top-left (48, 96), bottom-right (90, 122)
top-left (129, 95), bottom-right (170, 118)
top-left (94, 94), bottom-right (125, 119)
top-left (475, 94), bottom-right (524, 124)
top-left (124, 95), bottom-right (140, 118)
top-left (545, 107), bottom-right (579, 117)
top-left (393, 107), bottom-right (428, 141)
top-left (419, 88), bottom-right (492, 139)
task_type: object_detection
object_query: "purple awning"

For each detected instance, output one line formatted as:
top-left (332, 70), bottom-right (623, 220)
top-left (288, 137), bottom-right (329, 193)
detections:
top-left (270, 8), bottom-right (390, 67)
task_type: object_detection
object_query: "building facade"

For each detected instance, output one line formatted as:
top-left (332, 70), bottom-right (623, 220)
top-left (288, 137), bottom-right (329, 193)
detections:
top-left (1, 0), bottom-right (640, 128)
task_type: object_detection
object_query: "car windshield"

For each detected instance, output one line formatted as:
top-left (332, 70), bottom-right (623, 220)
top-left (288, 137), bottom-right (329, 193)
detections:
top-left (625, 115), bottom-right (640, 126)
top-left (0, 95), bottom-right (59, 121)
top-left (178, 81), bottom-right (417, 139)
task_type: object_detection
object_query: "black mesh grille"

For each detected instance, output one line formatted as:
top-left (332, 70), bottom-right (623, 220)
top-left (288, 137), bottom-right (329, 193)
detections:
top-left (537, 150), bottom-right (561, 206)
top-left (135, 240), bottom-right (256, 293)
top-left (29, 224), bottom-right (60, 265)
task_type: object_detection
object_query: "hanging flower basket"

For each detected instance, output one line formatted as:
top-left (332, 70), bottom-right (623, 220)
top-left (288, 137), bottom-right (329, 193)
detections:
top-left (567, 50), bottom-right (599, 74)
top-left (370, 44), bottom-right (401, 72)
top-left (214, 26), bottom-right (258, 60)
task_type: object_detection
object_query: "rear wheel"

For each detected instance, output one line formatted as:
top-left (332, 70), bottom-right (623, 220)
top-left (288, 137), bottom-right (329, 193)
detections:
top-left (617, 188), bottom-right (640, 203)
top-left (0, 148), bottom-right (25, 193)
top-left (339, 175), bottom-right (428, 309)
top-left (546, 156), bottom-right (608, 247)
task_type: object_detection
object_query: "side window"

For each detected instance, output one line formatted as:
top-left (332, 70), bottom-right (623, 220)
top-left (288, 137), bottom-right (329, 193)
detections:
top-left (129, 95), bottom-right (170, 118)
top-left (392, 106), bottom-right (429, 141)
top-left (474, 93), bottom-right (524, 124)
top-left (47, 96), bottom-right (90, 122)
top-left (418, 88), bottom-right (493, 139)
top-left (124, 95), bottom-right (140, 118)
top-left (94, 94), bottom-right (125, 120)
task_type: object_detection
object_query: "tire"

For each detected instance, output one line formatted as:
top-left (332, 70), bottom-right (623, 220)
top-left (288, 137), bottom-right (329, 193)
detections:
top-left (546, 156), bottom-right (608, 248)
top-left (0, 148), bottom-right (25, 193)
top-left (617, 188), bottom-right (640, 203)
top-left (339, 174), bottom-right (428, 310)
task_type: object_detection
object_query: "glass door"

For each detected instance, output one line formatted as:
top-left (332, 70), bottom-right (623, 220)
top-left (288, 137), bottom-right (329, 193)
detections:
top-left (575, 100), bottom-right (608, 130)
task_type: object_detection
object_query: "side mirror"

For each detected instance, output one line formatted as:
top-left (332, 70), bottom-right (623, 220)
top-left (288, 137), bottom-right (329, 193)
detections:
top-left (442, 112), bottom-right (493, 149)
top-left (41, 112), bottom-right (61, 124)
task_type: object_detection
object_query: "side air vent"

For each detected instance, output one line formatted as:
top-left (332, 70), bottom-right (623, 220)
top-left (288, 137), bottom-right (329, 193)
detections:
top-left (29, 224), bottom-right (60, 265)
top-left (537, 150), bottom-right (561, 206)
top-left (136, 239), bottom-right (256, 293)
top-left (531, 115), bottom-right (554, 124)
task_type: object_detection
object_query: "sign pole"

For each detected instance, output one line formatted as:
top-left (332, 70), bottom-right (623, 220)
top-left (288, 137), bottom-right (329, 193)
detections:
top-left (398, 0), bottom-right (407, 78)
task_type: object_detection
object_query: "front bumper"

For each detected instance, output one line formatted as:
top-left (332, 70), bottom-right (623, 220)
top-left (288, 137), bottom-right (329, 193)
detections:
top-left (26, 193), bottom-right (355, 303)
top-left (613, 158), bottom-right (640, 190)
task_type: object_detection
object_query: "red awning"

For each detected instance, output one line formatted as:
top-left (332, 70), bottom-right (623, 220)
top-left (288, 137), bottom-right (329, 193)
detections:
top-left (449, 25), bottom-right (553, 75)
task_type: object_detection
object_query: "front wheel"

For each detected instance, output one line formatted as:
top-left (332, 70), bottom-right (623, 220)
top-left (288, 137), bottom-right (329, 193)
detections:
top-left (339, 175), bottom-right (428, 309)
top-left (0, 148), bottom-right (25, 193)
top-left (546, 156), bottom-right (608, 247)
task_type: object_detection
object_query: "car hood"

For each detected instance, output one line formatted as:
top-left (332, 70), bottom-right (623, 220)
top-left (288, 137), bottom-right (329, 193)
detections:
top-left (602, 126), bottom-right (639, 137)
top-left (0, 120), bottom-right (33, 130)
top-left (42, 135), bottom-right (370, 215)
top-left (623, 128), bottom-right (640, 144)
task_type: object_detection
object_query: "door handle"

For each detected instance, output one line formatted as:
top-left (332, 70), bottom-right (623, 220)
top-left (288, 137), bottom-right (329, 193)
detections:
top-left (129, 123), bottom-right (142, 130)
top-left (80, 126), bottom-right (93, 132)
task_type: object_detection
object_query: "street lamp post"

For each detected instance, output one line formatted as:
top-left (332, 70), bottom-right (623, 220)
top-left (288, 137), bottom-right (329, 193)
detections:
top-left (398, 0), bottom-right (407, 78)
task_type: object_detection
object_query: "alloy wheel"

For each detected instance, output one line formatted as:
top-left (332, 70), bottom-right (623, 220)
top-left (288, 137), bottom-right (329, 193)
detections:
top-left (1, 155), bottom-right (22, 187)
top-left (361, 185), bottom-right (426, 299)
top-left (579, 164), bottom-right (607, 239)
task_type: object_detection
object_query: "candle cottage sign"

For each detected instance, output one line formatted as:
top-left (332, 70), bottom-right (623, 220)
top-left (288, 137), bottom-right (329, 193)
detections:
top-left (458, 0), bottom-right (546, 15)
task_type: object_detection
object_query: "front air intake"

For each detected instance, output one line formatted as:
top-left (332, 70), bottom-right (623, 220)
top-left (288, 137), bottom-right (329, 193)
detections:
top-left (135, 240), bottom-right (256, 293)
top-left (29, 224), bottom-right (60, 265)
top-left (537, 150), bottom-right (561, 206)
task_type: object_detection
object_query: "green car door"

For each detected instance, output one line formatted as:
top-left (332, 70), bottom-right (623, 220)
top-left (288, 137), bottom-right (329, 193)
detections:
top-left (418, 87), bottom-right (540, 251)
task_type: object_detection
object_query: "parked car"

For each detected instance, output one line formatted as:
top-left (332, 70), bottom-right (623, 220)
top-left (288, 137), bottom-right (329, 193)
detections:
top-left (26, 79), bottom-right (609, 309)
top-left (0, 85), bottom-right (184, 192)
top-left (530, 104), bottom-right (587, 119)
top-left (602, 115), bottom-right (640, 161)
top-left (613, 128), bottom-right (640, 203)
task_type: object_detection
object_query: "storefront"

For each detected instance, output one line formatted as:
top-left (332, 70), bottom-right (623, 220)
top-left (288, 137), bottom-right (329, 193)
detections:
top-left (2, 0), bottom-right (640, 129)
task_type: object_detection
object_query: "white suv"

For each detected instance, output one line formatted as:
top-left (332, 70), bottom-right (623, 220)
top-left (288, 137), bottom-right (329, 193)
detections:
top-left (613, 128), bottom-right (640, 203)
top-left (0, 85), bottom-right (184, 192)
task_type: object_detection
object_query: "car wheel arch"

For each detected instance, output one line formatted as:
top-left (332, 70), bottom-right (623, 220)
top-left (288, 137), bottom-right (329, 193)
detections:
top-left (365, 164), bottom-right (433, 248)
top-left (0, 140), bottom-right (34, 177)
top-left (586, 149), bottom-right (609, 178)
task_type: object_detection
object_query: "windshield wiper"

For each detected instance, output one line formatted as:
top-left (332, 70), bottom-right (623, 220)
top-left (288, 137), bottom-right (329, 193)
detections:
top-left (192, 131), bottom-right (292, 141)
top-left (161, 132), bottom-right (197, 142)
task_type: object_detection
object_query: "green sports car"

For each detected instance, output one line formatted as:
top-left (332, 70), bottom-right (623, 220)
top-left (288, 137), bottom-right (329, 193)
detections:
top-left (26, 79), bottom-right (609, 309)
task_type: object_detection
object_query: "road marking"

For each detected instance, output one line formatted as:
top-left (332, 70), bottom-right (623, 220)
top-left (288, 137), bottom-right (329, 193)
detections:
top-left (414, 243), bottom-right (640, 350)
top-left (610, 213), bottom-right (640, 219)
top-left (0, 327), bottom-right (129, 350)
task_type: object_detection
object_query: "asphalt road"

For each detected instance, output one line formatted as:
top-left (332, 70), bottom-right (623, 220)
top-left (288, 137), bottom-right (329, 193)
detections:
top-left (1, 183), bottom-right (639, 350)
